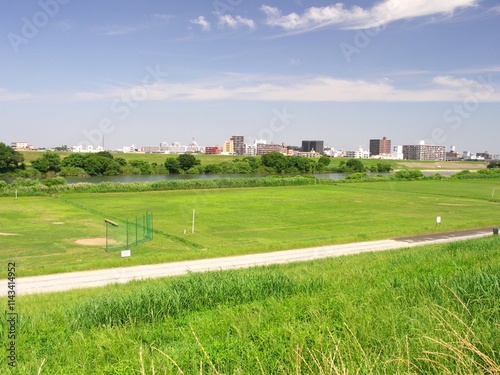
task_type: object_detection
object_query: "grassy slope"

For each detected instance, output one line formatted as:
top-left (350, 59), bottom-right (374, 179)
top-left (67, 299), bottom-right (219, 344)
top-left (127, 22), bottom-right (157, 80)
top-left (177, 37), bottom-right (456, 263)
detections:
top-left (1, 179), bottom-right (500, 276)
top-left (1, 236), bottom-right (498, 374)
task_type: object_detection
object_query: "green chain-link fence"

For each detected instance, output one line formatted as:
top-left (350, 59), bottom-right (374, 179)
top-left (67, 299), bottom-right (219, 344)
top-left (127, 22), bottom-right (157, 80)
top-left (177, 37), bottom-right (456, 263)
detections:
top-left (104, 213), bottom-right (153, 252)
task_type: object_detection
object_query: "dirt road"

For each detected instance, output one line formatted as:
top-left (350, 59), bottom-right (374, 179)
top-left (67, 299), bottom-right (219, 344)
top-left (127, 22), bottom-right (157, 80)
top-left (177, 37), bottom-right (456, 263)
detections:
top-left (2, 227), bottom-right (496, 296)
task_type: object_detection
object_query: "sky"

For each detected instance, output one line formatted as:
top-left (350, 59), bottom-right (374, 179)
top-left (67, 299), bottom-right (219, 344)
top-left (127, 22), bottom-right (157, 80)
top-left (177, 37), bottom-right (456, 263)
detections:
top-left (1, 0), bottom-right (499, 153)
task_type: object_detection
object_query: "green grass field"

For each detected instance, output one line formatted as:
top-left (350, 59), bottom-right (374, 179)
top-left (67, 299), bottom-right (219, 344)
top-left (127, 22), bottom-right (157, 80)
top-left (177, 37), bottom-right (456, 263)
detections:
top-left (1, 237), bottom-right (498, 374)
top-left (1, 178), bottom-right (499, 277)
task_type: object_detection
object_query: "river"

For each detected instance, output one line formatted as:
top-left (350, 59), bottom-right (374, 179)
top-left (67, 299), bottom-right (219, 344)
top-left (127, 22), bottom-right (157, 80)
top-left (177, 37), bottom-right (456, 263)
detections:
top-left (0, 171), bottom-right (457, 184)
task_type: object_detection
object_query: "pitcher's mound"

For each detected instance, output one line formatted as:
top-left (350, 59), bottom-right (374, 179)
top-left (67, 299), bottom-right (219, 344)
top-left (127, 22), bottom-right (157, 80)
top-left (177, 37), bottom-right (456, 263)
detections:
top-left (75, 238), bottom-right (117, 246)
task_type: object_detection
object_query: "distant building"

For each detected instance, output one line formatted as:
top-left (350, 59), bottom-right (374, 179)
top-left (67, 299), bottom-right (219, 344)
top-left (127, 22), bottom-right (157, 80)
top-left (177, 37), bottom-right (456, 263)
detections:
top-left (256, 143), bottom-right (287, 155)
top-left (71, 145), bottom-right (105, 153)
top-left (10, 142), bottom-right (34, 151)
top-left (222, 140), bottom-right (234, 154)
top-left (245, 144), bottom-right (257, 156)
top-left (476, 151), bottom-right (492, 160)
top-left (302, 140), bottom-right (324, 154)
top-left (344, 146), bottom-right (369, 159)
top-left (205, 146), bottom-right (220, 155)
top-left (403, 143), bottom-right (446, 161)
top-left (296, 151), bottom-right (321, 158)
top-left (232, 135), bottom-right (245, 155)
top-left (369, 137), bottom-right (391, 157)
top-left (391, 145), bottom-right (404, 160)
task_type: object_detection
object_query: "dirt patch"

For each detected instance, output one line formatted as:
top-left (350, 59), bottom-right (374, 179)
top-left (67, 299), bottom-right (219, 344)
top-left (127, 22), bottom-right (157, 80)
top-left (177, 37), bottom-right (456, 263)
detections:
top-left (75, 238), bottom-right (117, 246)
top-left (398, 162), bottom-right (486, 169)
top-left (52, 222), bottom-right (64, 225)
top-left (0, 232), bottom-right (18, 236)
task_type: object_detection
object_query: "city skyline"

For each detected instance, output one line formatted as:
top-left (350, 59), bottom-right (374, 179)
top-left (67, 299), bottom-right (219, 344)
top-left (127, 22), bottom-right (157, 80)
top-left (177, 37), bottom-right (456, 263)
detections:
top-left (1, 1), bottom-right (500, 153)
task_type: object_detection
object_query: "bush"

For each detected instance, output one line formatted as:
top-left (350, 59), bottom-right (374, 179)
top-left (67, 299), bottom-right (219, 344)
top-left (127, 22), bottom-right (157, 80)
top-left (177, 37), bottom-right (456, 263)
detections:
top-left (345, 172), bottom-right (369, 180)
top-left (11, 178), bottom-right (41, 187)
top-left (59, 167), bottom-right (88, 177)
top-left (41, 177), bottom-right (67, 187)
top-left (394, 169), bottom-right (424, 180)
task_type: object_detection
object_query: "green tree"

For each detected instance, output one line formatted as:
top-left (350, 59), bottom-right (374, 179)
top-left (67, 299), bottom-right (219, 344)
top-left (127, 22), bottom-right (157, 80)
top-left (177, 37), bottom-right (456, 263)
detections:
top-left (31, 151), bottom-right (61, 173)
top-left (288, 157), bottom-right (316, 173)
top-left (316, 155), bottom-right (331, 171)
top-left (129, 160), bottom-right (153, 174)
top-left (376, 162), bottom-right (392, 173)
top-left (261, 152), bottom-right (288, 173)
top-left (83, 155), bottom-right (121, 176)
top-left (242, 157), bottom-right (261, 172)
top-left (114, 157), bottom-right (127, 166)
top-left (165, 158), bottom-right (181, 174)
top-left (487, 161), bottom-right (500, 169)
top-left (60, 153), bottom-right (88, 169)
top-left (0, 142), bottom-right (24, 173)
top-left (177, 154), bottom-right (201, 171)
top-left (345, 159), bottom-right (365, 173)
top-left (95, 151), bottom-right (114, 159)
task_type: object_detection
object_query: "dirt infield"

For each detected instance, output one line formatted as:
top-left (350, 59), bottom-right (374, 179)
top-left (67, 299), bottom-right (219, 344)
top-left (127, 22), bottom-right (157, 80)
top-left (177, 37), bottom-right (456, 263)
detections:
top-left (75, 238), bottom-right (117, 246)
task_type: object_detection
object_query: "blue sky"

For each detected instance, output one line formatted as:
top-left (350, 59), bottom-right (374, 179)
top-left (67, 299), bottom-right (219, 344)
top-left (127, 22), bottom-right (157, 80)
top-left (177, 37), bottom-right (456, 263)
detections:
top-left (1, 0), bottom-right (499, 153)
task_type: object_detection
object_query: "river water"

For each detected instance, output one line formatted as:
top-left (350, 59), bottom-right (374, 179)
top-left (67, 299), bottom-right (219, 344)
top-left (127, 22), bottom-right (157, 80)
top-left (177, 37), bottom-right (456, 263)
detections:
top-left (0, 171), bottom-right (456, 184)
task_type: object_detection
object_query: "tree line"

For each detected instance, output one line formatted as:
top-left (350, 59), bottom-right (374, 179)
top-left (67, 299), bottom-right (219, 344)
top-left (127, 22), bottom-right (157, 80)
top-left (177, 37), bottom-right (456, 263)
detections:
top-left (1, 144), bottom-right (396, 178)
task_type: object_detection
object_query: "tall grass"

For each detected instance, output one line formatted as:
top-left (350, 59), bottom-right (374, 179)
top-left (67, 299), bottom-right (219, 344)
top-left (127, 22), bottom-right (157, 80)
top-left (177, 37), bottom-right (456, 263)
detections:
top-left (68, 269), bottom-right (324, 329)
top-left (0, 176), bottom-right (332, 197)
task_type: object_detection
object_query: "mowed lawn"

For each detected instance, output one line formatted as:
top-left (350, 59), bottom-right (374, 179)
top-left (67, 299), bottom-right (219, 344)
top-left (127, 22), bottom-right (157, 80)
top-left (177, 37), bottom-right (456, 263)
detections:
top-left (1, 178), bottom-right (499, 276)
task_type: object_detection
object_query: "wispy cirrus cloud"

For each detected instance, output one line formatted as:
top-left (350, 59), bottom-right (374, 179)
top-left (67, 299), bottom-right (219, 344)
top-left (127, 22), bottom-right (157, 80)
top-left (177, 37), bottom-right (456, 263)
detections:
top-left (0, 88), bottom-right (32, 102)
top-left (190, 16), bottom-right (211, 31)
top-left (261, 0), bottom-right (479, 33)
top-left (71, 72), bottom-right (500, 103)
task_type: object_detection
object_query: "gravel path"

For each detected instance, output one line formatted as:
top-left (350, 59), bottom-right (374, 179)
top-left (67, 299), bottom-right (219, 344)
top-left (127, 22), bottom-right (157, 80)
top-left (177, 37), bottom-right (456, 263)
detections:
top-left (2, 227), bottom-right (496, 296)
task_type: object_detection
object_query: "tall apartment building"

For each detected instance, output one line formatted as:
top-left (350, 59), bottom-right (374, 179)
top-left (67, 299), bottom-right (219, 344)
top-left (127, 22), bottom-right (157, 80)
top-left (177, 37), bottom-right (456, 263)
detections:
top-left (302, 140), bottom-right (324, 154)
top-left (403, 143), bottom-right (446, 161)
top-left (232, 135), bottom-right (245, 155)
top-left (222, 140), bottom-right (234, 154)
top-left (369, 137), bottom-right (391, 156)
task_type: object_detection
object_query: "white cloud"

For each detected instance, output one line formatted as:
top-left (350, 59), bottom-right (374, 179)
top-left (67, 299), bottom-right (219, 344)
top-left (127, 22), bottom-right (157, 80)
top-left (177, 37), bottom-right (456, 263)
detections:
top-left (191, 16), bottom-right (211, 31)
top-left (71, 73), bottom-right (500, 103)
top-left (261, 0), bottom-right (478, 32)
top-left (217, 14), bottom-right (256, 30)
top-left (0, 88), bottom-right (32, 102)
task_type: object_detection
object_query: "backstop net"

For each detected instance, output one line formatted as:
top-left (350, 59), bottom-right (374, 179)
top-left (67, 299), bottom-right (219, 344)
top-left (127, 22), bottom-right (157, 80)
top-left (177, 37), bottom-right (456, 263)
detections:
top-left (105, 212), bottom-right (153, 252)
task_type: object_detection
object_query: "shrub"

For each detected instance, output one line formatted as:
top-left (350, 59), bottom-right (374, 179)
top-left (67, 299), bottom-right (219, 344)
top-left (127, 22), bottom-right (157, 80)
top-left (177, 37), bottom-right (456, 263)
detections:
top-left (59, 167), bottom-right (88, 177)
top-left (41, 177), bottom-right (67, 187)
top-left (345, 172), bottom-right (369, 180)
top-left (11, 177), bottom-right (41, 187)
top-left (394, 169), bottom-right (424, 180)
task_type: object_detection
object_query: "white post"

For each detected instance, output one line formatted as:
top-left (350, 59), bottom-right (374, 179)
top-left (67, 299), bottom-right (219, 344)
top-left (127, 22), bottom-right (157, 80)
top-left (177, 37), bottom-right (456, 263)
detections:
top-left (15, 189), bottom-right (17, 199)
top-left (492, 188), bottom-right (496, 200)
top-left (192, 209), bottom-right (195, 234)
